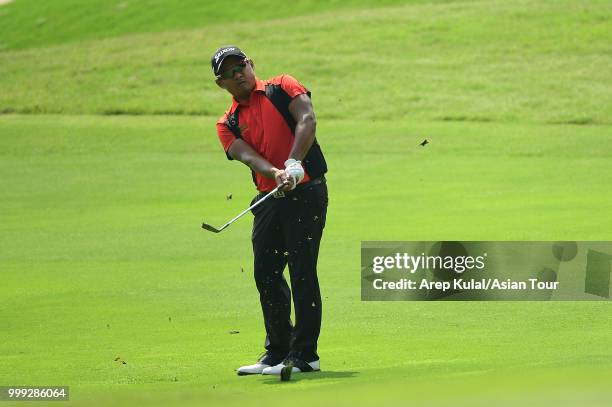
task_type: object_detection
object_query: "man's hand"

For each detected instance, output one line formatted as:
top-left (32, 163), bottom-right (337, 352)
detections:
top-left (284, 159), bottom-right (304, 190)
top-left (272, 168), bottom-right (294, 191)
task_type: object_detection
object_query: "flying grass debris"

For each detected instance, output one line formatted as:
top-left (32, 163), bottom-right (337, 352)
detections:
top-left (114, 356), bottom-right (127, 365)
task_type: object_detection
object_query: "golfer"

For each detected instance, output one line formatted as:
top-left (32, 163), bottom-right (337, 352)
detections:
top-left (211, 46), bottom-right (328, 375)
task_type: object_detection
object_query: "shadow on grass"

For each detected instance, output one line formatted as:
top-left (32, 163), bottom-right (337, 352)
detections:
top-left (261, 370), bottom-right (359, 384)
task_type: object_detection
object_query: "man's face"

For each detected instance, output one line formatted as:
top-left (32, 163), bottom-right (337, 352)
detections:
top-left (216, 56), bottom-right (256, 99)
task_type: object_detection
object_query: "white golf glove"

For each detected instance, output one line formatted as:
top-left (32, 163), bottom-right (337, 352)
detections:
top-left (284, 159), bottom-right (304, 190)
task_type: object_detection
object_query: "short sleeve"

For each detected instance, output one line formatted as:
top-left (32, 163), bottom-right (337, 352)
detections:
top-left (216, 121), bottom-right (238, 160)
top-left (280, 74), bottom-right (309, 98)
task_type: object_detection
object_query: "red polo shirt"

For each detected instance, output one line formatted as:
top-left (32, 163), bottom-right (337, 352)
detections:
top-left (216, 74), bottom-right (311, 192)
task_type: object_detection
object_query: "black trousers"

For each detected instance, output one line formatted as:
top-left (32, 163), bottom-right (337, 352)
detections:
top-left (251, 178), bottom-right (328, 362)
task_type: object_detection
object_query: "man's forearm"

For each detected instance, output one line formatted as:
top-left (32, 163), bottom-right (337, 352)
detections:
top-left (288, 113), bottom-right (316, 161)
top-left (227, 138), bottom-right (290, 188)
top-left (241, 152), bottom-right (278, 179)
top-left (228, 139), bottom-right (280, 179)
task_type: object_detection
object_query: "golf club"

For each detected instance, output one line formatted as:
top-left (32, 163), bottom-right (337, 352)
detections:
top-left (280, 363), bottom-right (293, 382)
top-left (201, 182), bottom-right (288, 233)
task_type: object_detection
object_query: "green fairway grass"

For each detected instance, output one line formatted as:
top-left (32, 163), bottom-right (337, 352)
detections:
top-left (1, 115), bottom-right (611, 406)
top-left (1, 0), bottom-right (611, 405)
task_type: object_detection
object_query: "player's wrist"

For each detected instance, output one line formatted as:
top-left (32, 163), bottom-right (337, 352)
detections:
top-left (265, 166), bottom-right (281, 179)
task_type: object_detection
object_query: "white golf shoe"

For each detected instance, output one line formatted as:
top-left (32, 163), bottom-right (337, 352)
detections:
top-left (261, 357), bottom-right (320, 375)
top-left (237, 362), bottom-right (271, 375)
top-left (237, 353), bottom-right (283, 375)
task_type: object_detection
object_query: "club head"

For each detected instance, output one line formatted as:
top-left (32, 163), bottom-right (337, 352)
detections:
top-left (280, 363), bottom-right (293, 382)
top-left (201, 223), bottom-right (222, 233)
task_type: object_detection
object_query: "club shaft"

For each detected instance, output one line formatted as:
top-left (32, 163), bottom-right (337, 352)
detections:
top-left (219, 184), bottom-right (283, 229)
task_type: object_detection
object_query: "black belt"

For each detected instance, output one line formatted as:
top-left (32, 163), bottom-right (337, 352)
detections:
top-left (262, 176), bottom-right (326, 199)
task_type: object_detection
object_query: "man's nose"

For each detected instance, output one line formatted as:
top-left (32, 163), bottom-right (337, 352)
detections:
top-left (233, 71), bottom-right (244, 80)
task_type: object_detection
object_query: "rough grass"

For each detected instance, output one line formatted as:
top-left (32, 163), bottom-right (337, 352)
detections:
top-left (0, 0), bottom-right (450, 50)
top-left (0, 0), bottom-right (610, 123)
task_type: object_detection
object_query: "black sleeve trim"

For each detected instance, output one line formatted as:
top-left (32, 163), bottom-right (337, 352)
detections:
top-left (223, 107), bottom-right (258, 186)
top-left (224, 108), bottom-right (242, 161)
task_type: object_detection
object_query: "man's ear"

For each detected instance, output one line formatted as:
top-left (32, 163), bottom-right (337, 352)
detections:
top-left (215, 78), bottom-right (224, 89)
top-left (248, 59), bottom-right (255, 70)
